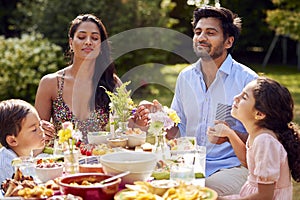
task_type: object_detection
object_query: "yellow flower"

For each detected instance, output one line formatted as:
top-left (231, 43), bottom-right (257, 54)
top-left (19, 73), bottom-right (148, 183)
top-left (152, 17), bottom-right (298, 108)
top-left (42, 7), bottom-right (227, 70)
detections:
top-left (58, 129), bottom-right (72, 144)
top-left (57, 121), bottom-right (82, 153)
top-left (168, 109), bottom-right (181, 126)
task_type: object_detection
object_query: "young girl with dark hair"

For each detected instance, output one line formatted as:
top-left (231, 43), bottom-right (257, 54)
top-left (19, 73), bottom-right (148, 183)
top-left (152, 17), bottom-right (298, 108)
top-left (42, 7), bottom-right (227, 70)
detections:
top-left (218, 77), bottom-right (300, 199)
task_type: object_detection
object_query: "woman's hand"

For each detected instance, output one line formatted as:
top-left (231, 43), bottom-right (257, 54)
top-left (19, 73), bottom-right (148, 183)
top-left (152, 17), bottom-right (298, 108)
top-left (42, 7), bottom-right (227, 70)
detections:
top-left (132, 105), bottom-right (150, 127)
top-left (129, 99), bottom-right (163, 130)
top-left (139, 99), bottom-right (163, 113)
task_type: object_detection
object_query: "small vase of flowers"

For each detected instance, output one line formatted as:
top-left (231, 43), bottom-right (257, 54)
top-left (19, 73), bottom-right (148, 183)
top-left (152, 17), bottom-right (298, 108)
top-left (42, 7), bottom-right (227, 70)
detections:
top-left (148, 105), bottom-right (180, 161)
top-left (102, 81), bottom-right (136, 137)
top-left (57, 121), bottom-right (82, 174)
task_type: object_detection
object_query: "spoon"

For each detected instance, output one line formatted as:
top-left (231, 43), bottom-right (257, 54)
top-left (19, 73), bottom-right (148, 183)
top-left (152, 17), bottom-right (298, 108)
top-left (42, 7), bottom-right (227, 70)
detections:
top-left (100, 171), bottom-right (130, 185)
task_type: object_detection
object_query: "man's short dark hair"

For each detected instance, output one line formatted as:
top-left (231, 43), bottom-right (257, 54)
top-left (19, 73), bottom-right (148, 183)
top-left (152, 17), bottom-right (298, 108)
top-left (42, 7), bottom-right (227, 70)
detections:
top-left (192, 6), bottom-right (242, 53)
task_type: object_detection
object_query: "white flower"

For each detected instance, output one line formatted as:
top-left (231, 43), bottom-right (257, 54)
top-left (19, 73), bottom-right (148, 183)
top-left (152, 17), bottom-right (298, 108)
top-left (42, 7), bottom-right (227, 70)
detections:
top-left (72, 129), bottom-right (83, 142)
top-left (148, 106), bottom-right (180, 135)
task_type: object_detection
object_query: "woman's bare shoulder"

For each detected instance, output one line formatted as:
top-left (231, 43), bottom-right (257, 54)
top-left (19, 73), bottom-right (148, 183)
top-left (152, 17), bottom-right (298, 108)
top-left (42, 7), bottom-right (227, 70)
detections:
top-left (37, 70), bottom-right (66, 95)
top-left (39, 69), bottom-right (64, 85)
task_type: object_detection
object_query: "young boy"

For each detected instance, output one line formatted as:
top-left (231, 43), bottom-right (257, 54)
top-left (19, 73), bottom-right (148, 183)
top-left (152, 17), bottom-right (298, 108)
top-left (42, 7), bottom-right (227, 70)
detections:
top-left (0, 99), bottom-right (46, 183)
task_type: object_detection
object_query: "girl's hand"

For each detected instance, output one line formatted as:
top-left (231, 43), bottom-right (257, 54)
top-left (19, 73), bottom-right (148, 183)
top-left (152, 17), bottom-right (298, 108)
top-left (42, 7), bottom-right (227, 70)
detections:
top-left (207, 120), bottom-right (232, 144)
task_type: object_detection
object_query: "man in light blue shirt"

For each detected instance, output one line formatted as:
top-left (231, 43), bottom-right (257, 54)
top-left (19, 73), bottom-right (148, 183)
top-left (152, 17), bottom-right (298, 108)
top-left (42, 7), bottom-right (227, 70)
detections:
top-left (169, 6), bottom-right (258, 196)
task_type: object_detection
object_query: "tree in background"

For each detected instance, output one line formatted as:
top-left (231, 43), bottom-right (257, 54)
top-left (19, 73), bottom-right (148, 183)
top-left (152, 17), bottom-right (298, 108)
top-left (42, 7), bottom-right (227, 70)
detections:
top-left (0, 0), bottom-right (178, 102)
top-left (0, 0), bottom-right (20, 38)
top-left (3, 0), bottom-right (297, 67)
top-left (266, 0), bottom-right (300, 41)
top-left (7, 0), bottom-right (177, 70)
top-left (266, 0), bottom-right (300, 68)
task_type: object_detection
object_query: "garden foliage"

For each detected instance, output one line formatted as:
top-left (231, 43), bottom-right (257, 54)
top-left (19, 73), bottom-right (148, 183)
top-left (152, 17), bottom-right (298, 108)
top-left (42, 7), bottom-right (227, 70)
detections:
top-left (0, 32), bottom-right (65, 103)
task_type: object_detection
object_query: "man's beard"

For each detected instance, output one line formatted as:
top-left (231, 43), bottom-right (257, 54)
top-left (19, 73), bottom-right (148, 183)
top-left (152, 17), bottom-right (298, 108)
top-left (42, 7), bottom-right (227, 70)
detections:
top-left (193, 43), bottom-right (224, 61)
top-left (193, 45), bottom-right (211, 59)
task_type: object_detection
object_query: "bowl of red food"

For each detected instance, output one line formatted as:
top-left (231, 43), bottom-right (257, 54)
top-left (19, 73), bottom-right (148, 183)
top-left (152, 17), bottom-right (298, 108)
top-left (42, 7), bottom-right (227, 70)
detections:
top-left (58, 173), bottom-right (121, 200)
top-left (35, 162), bottom-right (64, 183)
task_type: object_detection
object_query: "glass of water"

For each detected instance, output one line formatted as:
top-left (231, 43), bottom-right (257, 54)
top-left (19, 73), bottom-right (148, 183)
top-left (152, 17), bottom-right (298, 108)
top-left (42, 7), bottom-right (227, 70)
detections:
top-left (170, 163), bottom-right (194, 183)
top-left (194, 146), bottom-right (206, 177)
top-left (53, 139), bottom-right (64, 156)
top-left (15, 156), bottom-right (36, 178)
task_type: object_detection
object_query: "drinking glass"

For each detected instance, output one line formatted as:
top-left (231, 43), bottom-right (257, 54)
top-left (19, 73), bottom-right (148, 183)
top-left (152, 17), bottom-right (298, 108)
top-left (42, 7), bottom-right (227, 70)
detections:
top-left (194, 146), bottom-right (206, 177)
top-left (170, 163), bottom-right (194, 183)
top-left (15, 156), bottom-right (36, 178)
top-left (53, 139), bottom-right (64, 156)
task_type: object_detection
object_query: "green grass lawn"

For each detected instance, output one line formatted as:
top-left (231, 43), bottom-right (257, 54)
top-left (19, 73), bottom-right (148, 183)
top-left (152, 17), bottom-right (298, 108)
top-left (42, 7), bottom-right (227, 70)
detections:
top-left (131, 63), bottom-right (300, 198)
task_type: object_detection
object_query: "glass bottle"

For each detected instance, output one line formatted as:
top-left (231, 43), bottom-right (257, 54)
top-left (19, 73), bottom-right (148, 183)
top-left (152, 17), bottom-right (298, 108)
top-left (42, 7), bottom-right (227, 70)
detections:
top-left (152, 131), bottom-right (170, 161)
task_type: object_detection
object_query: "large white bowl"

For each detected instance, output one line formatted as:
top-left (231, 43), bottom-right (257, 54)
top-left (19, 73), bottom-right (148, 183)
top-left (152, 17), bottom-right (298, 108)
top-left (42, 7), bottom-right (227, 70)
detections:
top-left (100, 152), bottom-right (157, 184)
top-left (87, 131), bottom-right (112, 144)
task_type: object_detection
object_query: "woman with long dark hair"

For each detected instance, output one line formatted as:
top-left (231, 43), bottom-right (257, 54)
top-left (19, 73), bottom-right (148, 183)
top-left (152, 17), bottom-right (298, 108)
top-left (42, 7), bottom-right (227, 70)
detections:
top-left (35, 14), bottom-right (147, 143)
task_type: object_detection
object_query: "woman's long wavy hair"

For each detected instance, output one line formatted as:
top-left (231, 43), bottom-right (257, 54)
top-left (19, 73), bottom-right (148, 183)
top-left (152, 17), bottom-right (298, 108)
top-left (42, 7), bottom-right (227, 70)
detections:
top-left (67, 14), bottom-right (116, 112)
top-left (253, 77), bottom-right (300, 182)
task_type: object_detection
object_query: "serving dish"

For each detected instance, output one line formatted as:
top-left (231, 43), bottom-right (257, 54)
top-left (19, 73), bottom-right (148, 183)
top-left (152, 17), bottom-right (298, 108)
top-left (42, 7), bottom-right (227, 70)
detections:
top-left (87, 131), bottom-right (112, 144)
top-left (107, 137), bottom-right (128, 148)
top-left (126, 132), bottom-right (146, 148)
top-left (100, 151), bottom-right (157, 185)
top-left (115, 181), bottom-right (218, 200)
top-left (58, 173), bottom-right (121, 200)
top-left (46, 194), bottom-right (83, 200)
top-left (35, 163), bottom-right (64, 183)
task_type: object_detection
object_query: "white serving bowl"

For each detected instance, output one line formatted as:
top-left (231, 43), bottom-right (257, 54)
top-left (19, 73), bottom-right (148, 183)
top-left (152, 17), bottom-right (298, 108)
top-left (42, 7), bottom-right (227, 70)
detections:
top-left (35, 163), bottom-right (64, 183)
top-left (126, 132), bottom-right (146, 148)
top-left (107, 137), bottom-right (128, 148)
top-left (100, 151), bottom-right (157, 184)
top-left (87, 131), bottom-right (112, 144)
